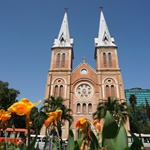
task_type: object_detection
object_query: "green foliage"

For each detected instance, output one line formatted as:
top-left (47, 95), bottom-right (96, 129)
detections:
top-left (66, 129), bottom-right (75, 150)
top-left (0, 80), bottom-right (20, 110)
top-left (93, 97), bottom-right (128, 124)
top-left (102, 111), bottom-right (128, 150)
top-left (30, 107), bottom-right (48, 135)
top-left (128, 104), bottom-right (150, 134)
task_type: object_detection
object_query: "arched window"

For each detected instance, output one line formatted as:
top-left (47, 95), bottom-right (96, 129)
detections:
top-left (108, 53), bottom-right (112, 67)
top-left (59, 85), bottom-right (63, 97)
top-left (103, 53), bottom-right (107, 67)
top-left (77, 103), bottom-right (81, 113)
top-left (88, 103), bottom-right (92, 113)
top-left (54, 85), bottom-right (58, 98)
top-left (106, 85), bottom-right (109, 98)
top-left (62, 53), bottom-right (65, 67)
top-left (56, 53), bottom-right (60, 68)
top-left (111, 85), bottom-right (115, 97)
top-left (83, 103), bottom-right (86, 113)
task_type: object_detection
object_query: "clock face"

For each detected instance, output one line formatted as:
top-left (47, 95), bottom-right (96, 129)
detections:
top-left (81, 69), bottom-right (87, 75)
top-left (76, 83), bottom-right (93, 99)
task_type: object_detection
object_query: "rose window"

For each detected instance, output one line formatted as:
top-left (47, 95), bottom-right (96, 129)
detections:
top-left (76, 84), bottom-right (93, 99)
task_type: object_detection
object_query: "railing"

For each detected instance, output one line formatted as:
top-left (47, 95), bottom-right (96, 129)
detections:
top-left (128, 133), bottom-right (150, 149)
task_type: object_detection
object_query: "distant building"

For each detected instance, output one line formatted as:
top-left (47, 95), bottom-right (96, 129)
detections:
top-left (125, 88), bottom-right (150, 106)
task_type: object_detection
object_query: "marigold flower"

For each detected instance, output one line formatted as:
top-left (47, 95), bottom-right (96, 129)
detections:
top-left (0, 109), bottom-right (11, 123)
top-left (76, 117), bottom-right (87, 130)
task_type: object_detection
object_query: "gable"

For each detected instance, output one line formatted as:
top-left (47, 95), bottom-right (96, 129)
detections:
top-left (71, 62), bottom-right (98, 85)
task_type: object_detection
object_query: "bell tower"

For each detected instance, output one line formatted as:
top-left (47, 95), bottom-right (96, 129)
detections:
top-left (94, 8), bottom-right (125, 102)
top-left (44, 10), bottom-right (73, 103)
top-left (41, 10), bottom-right (73, 137)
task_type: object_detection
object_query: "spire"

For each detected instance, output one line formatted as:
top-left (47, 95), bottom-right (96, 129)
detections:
top-left (53, 10), bottom-right (73, 48)
top-left (95, 8), bottom-right (116, 47)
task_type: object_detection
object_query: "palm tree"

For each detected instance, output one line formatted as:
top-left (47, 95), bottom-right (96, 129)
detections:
top-left (40, 96), bottom-right (73, 136)
top-left (30, 107), bottom-right (48, 135)
top-left (93, 97), bottom-right (128, 124)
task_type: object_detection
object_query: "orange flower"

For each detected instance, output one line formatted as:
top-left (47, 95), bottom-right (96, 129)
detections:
top-left (45, 110), bottom-right (62, 127)
top-left (8, 98), bottom-right (41, 117)
top-left (55, 110), bottom-right (62, 120)
top-left (92, 119), bottom-right (102, 132)
top-left (76, 117), bottom-right (87, 130)
top-left (45, 116), bottom-right (55, 127)
top-left (96, 122), bottom-right (101, 132)
top-left (8, 102), bottom-right (28, 116)
top-left (92, 119), bottom-right (100, 125)
top-left (0, 109), bottom-right (11, 123)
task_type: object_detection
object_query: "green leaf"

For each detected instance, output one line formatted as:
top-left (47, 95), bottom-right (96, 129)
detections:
top-left (90, 130), bottom-right (100, 150)
top-left (103, 111), bottom-right (118, 138)
top-left (114, 123), bottom-right (128, 150)
top-left (52, 145), bottom-right (58, 150)
top-left (124, 146), bottom-right (131, 150)
top-left (102, 111), bottom-right (118, 150)
top-left (66, 129), bottom-right (74, 150)
top-left (74, 139), bottom-right (83, 150)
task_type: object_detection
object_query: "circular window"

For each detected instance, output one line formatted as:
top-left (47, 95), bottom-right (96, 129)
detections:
top-left (58, 80), bottom-right (61, 83)
top-left (76, 83), bottom-right (93, 99)
top-left (108, 79), bottom-right (111, 83)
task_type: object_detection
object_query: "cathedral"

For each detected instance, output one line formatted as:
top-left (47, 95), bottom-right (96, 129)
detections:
top-left (41, 9), bottom-right (126, 139)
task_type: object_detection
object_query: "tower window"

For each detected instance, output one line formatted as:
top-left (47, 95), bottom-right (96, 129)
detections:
top-left (111, 85), bottom-right (115, 97)
top-left (62, 53), bottom-right (65, 67)
top-left (108, 53), bottom-right (112, 67)
top-left (106, 85), bottom-right (109, 98)
top-left (54, 85), bottom-right (58, 98)
top-left (103, 53), bottom-right (107, 67)
top-left (60, 85), bottom-right (63, 97)
top-left (83, 103), bottom-right (86, 113)
top-left (56, 53), bottom-right (60, 68)
top-left (77, 103), bottom-right (81, 113)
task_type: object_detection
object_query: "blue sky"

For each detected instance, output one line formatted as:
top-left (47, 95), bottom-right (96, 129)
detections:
top-left (0, 0), bottom-right (150, 108)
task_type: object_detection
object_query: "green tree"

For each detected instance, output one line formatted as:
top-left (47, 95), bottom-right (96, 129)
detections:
top-left (93, 97), bottom-right (128, 124)
top-left (128, 104), bottom-right (150, 134)
top-left (0, 80), bottom-right (20, 110)
top-left (30, 107), bottom-right (48, 135)
top-left (0, 80), bottom-right (25, 128)
top-left (41, 96), bottom-right (73, 125)
top-left (41, 96), bottom-right (73, 136)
